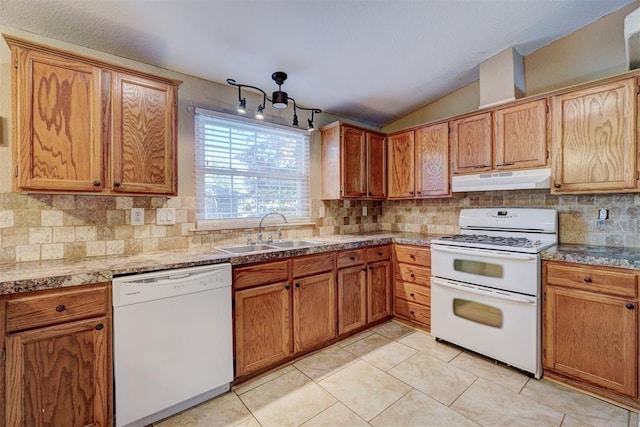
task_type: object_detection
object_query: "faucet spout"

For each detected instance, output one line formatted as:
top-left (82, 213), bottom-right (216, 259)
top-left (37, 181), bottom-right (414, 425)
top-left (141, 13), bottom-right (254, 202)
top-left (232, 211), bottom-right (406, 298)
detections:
top-left (258, 213), bottom-right (288, 243)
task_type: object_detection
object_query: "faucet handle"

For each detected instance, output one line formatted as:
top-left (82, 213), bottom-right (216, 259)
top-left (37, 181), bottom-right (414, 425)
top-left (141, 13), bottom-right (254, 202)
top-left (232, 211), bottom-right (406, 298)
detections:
top-left (257, 232), bottom-right (263, 244)
top-left (267, 233), bottom-right (273, 243)
top-left (245, 234), bottom-right (253, 245)
top-left (277, 228), bottom-right (282, 241)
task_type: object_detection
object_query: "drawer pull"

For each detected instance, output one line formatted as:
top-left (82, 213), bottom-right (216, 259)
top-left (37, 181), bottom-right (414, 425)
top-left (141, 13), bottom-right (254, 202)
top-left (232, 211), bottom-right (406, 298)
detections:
top-left (626, 303), bottom-right (635, 310)
top-left (410, 273), bottom-right (415, 278)
top-left (583, 277), bottom-right (592, 283)
top-left (410, 310), bottom-right (415, 315)
top-left (93, 180), bottom-right (101, 187)
top-left (410, 254), bottom-right (415, 259)
top-left (350, 256), bottom-right (356, 260)
top-left (362, 268), bottom-right (367, 272)
top-left (55, 304), bottom-right (66, 313)
top-left (95, 323), bottom-right (104, 331)
top-left (410, 293), bottom-right (415, 297)
top-left (285, 285), bottom-right (290, 290)
top-left (295, 282), bottom-right (300, 288)
top-left (554, 183), bottom-right (561, 188)
top-left (377, 251), bottom-right (383, 256)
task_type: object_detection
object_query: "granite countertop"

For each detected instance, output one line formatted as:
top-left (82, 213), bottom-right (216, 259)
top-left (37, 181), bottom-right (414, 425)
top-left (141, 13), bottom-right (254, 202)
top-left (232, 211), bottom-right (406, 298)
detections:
top-left (0, 232), bottom-right (442, 295)
top-left (541, 244), bottom-right (640, 270)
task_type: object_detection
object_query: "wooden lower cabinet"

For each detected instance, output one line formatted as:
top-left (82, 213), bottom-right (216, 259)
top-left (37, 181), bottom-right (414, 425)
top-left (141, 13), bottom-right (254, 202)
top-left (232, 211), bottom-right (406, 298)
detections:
top-left (2, 283), bottom-right (112, 427)
top-left (393, 245), bottom-right (431, 331)
top-left (543, 261), bottom-right (639, 409)
top-left (293, 272), bottom-right (336, 352)
top-left (234, 282), bottom-right (291, 377)
top-left (337, 264), bottom-right (367, 335)
top-left (367, 260), bottom-right (391, 323)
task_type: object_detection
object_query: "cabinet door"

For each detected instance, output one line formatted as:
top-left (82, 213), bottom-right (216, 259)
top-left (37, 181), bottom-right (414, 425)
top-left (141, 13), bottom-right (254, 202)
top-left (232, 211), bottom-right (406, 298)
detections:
top-left (551, 78), bottom-right (637, 193)
top-left (112, 73), bottom-right (177, 195)
top-left (293, 272), bottom-right (336, 352)
top-left (367, 132), bottom-right (387, 199)
top-left (341, 126), bottom-right (367, 198)
top-left (12, 47), bottom-right (104, 192)
top-left (367, 260), bottom-right (391, 323)
top-left (320, 124), bottom-right (341, 199)
top-left (5, 317), bottom-right (110, 427)
top-left (494, 99), bottom-right (548, 170)
top-left (235, 283), bottom-right (291, 377)
top-left (544, 286), bottom-right (637, 397)
top-left (387, 131), bottom-right (415, 198)
top-left (415, 123), bottom-right (450, 197)
top-left (337, 265), bottom-right (367, 335)
top-left (451, 113), bottom-right (492, 174)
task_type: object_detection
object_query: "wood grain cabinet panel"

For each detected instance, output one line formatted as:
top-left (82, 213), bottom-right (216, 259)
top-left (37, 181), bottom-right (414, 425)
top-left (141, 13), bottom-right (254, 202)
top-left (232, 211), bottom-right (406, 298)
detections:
top-left (293, 272), bottom-right (336, 352)
top-left (2, 283), bottom-right (112, 427)
top-left (543, 261), bottom-right (639, 408)
top-left (6, 36), bottom-right (180, 196)
top-left (387, 130), bottom-right (415, 198)
top-left (414, 123), bottom-right (450, 197)
top-left (393, 245), bottom-right (431, 331)
top-left (337, 265), bottom-right (367, 335)
top-left (451, 113), bottom-right (493, 174)
top-left (320, 122), bottom-right (386, 199)
top-left (551, 78), bottom-right (637, 194)
top-left (112, 73), bottom-right (177, 194)
top-left (367, 260), bottom-right (391, 323)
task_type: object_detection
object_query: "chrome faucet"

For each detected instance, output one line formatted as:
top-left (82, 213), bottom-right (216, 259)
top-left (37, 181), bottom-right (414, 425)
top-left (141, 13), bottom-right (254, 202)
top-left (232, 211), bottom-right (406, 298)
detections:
top-left (258, 212), bottom-right (288, 244)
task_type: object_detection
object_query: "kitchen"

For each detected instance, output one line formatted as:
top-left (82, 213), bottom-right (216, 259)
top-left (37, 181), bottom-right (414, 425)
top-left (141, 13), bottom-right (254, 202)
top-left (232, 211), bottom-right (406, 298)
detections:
top-left (0, 0), bottom-right (640, 426)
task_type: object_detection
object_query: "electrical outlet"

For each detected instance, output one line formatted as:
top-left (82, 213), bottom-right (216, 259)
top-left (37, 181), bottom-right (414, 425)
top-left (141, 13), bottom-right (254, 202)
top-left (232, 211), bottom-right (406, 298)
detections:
top-left (156, 208), bottom-right (176, 225)
top-left (131, 208), bottom-right (145, 226)
top-left (362, 206), bottom-right (368, 216)
top-left (598, 208), bottom-right (609, 220)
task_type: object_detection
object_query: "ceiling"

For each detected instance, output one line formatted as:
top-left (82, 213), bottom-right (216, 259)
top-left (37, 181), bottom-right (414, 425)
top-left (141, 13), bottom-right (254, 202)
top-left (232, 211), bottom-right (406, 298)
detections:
top-left (0, 0), bottom-right (634, 126)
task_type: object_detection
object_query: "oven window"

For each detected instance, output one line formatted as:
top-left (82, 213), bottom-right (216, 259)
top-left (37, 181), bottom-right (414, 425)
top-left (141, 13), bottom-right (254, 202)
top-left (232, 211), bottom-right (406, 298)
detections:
top-left (453, 299), bottom-right (503, 328)
top-left (453, 259), bottom-right (503, 278)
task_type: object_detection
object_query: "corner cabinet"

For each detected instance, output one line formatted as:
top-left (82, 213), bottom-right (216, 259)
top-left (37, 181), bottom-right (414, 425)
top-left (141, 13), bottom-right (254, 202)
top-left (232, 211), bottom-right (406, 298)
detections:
top-left (550, 78), bottom-right (638, 194)
top-left (543, 261), bottom-right (639, 409)
top-left (6, 36), bottom-right (180, 196)
top-left (387, 122), bottom-right (450, 199)
top-left (1, 283), bottom-right (112, 427)
top-left (320, 122), bottom-right (386, 199)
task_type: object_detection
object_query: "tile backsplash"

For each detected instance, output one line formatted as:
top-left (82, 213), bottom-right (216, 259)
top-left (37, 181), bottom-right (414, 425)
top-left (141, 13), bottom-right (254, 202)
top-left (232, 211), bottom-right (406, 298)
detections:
top-left (0, 190), bottom-right (639, 264)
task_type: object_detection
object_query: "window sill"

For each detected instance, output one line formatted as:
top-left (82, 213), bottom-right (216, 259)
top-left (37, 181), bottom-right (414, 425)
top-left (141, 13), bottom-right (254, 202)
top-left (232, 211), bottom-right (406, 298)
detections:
top-left (190, 219), bottom-right (316, 233)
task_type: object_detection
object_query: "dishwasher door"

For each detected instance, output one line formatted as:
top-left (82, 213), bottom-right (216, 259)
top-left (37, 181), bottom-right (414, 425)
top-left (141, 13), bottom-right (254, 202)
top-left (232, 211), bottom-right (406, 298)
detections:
top-left (113, 263), bottom-right (232, 427)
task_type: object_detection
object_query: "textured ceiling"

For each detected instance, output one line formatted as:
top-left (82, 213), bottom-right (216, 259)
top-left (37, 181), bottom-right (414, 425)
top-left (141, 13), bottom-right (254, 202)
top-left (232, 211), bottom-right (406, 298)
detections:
top-left (0, 0), bottom-right (634, 126)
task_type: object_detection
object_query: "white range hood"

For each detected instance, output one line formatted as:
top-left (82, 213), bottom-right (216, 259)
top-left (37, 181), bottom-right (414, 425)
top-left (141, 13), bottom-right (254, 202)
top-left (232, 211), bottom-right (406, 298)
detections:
top-left (452, 168), bottom-right (551, 192)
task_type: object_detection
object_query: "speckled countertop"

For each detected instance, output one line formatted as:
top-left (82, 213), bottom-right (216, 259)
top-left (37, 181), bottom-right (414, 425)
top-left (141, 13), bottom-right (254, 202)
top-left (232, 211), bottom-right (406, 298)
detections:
top-left (0, 232), bottom-right (439, 295)
top-left (541, 244), bottom-right (640, 270)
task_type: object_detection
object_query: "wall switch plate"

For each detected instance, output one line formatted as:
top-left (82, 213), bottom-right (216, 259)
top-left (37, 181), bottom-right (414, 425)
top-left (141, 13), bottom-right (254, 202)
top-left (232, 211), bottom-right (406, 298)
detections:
top-left (598, 208), bottom-right (609, 220)
top-left (131, 208), bottom-right (145, 226)
top-left (362, 206), bottom-right (368, 216)
top-left (156, 208), bottom-right (176, 225)
top-left (318, 206), bottom-right (325, 218)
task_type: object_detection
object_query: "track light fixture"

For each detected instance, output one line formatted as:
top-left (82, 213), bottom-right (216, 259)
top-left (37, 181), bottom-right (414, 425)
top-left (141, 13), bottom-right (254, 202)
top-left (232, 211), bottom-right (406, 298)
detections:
top-left (227, 71), bottom-right (321, 130)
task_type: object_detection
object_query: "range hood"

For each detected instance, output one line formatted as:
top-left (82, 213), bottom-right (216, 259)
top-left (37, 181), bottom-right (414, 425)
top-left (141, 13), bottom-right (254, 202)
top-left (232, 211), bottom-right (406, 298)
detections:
top-left (452, 168), bottom-right (551, 192)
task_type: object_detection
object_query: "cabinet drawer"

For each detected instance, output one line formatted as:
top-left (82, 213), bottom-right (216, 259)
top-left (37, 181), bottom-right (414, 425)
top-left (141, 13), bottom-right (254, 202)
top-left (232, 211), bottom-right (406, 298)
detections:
top-left (395, 245), bottom-right (430, 266)
top-left (545, 262), bottom-right (637, 298)
top-left (234, 260), bottom-right (289, 290)
top-left (337, 249), bottom-right (365, 268)
top-left (293, 252), bottom-right (335, 278)
top-left (395, 263), bottom-right (431, 284)
top-left (6, 285), bottom-right (109, 332)
top-left (366, 245), bottom-right (390, 263)
top-left (395, 281), bottom-right (430, 306)
top-left (394, 298), bottom-right (430, 326)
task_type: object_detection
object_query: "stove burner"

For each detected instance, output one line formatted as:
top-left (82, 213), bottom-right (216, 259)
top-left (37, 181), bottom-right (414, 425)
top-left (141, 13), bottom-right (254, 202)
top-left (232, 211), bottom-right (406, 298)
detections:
top-left (439, 234), bottom-right (540, 248)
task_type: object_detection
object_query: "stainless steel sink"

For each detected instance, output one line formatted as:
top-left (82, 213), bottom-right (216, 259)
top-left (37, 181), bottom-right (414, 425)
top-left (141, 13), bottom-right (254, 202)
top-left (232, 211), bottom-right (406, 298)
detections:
top-left (268, 240), bottom-right (323, 249)
top-left (219, 244), bottom-right (278, 254)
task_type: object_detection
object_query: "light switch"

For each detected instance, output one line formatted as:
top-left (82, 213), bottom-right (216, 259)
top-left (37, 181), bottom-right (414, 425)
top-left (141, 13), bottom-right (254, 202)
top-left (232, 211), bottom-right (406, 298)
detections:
top-left (156, 208), bottom-right (176, 225)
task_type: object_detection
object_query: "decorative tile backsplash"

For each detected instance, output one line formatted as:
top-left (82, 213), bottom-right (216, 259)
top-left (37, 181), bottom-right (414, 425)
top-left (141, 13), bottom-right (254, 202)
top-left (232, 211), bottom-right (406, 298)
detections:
top-left (0, 190), bottom-right (639, 264)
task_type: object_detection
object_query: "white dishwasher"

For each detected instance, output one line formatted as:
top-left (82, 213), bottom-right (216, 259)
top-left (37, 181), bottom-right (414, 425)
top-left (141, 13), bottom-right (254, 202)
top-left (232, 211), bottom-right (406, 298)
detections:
top-left (112, 263), bottom-right (233, 427)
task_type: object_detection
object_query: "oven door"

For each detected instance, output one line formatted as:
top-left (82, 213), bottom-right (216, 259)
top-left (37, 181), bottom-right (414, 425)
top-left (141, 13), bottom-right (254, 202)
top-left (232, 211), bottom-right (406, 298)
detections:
top-left (431, 244), bottom-right (539, 295)
top-left (431, 277), bottom-right (540, 378)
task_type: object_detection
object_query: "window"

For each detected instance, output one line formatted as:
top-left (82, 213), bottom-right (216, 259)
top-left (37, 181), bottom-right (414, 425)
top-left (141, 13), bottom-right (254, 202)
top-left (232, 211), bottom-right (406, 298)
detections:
top-left (194, 108), bottom-right (310, 225)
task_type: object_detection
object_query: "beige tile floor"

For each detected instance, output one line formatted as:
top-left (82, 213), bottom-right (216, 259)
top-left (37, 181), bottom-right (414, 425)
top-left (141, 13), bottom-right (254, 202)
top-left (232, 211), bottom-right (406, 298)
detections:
top-left (156, 321), bottom-right (639, 427)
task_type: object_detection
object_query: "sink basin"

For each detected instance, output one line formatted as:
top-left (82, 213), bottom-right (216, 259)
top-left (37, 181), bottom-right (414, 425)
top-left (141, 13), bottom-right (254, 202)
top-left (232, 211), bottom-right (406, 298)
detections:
top-left (268, 240), bottom-right (323, 249)
top-left (219, 244), bottom-right (277, 254)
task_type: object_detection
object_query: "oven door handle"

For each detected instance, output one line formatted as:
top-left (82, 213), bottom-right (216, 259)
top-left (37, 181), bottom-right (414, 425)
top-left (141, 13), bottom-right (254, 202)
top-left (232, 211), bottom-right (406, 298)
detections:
top-left (431, 278), bottom-right (537, 305)
top-left (431, 245), bottom-right (537, 261)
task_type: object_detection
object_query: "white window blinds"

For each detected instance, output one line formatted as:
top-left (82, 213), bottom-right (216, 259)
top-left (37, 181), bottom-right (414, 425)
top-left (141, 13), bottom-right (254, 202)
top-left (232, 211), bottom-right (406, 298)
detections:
top-left (194, 109), bottom-right (310, 221)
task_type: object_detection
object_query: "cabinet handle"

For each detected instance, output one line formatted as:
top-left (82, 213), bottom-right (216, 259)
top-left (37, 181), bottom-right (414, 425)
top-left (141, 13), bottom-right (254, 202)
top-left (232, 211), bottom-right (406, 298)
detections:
top-left (93, 180), bottom-right (101, 187)
top-left (377, 251), bottom-right (383, 256)
top-left (417, 191), bottom-right (421, 195)
top-left (113, 181), bottom-right (121, 187)
top-left (95, 323), bottom-right (104, 331)
top-left (496, 163), bottom-right (514, 167)
top-left (410, 254), bottom-right (415, 259)
top-left (583, 277), bottom-right (592, 283)
top-left (410, 310), bottom-right (415, 315)
top-left (409, 191), bottom-right (414, 195)
top-left (410, 293), bottom-right (415, 297)
top-left (410, 273), bottom-right (415, 278)
top-left (295, 282), bottom-right (300, 288)
top-left (362, 268), bottom-right (367, 272)
top-left (55, 304), bottom-right (66, 312)
top-left (350, 256), bottom-right (356, 260)
top-left (368, 192), bottom-right (372, 196)
top-left (626, 303), bottom-right (635, 310)
top-left (285, 285), bottom-right (290, 290)
top-left (473, 165), bottom-right (490, 169)
top-left (369, 266), bottom-right (373, 271)
top-left (554, 183), bottom-right (561, 188)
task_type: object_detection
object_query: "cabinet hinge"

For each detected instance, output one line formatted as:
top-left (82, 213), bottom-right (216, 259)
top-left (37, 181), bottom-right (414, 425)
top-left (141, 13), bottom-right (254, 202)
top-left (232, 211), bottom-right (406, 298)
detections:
top-left (233, 359), bottom-right (236, 372)
top-left (13, 56), bottom-right (17, 69)
top-left (636, 171), bottom-right (639, 181)
top-left (1, 347), bottom-right (5, 362)
top-left (231, 299), bottom-right (235, 310)
top-left (637, 85), bottom-right (640, 95)
top-left (546, 104), bottom-right (550, 114)
top-left (14, 166), bottom-right (18, 178)
top-left (546, 150), bottom-right (550, 159)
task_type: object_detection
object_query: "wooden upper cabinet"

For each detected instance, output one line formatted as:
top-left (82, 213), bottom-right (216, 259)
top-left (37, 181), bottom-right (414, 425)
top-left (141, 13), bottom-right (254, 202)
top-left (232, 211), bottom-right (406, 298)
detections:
top-left (551, 78), bottom-right (637, 194)
top-left (11, 45), bottom-right (105, 192)
top-left (415, 122), bottom-right (450, 197)
top-left (341, 126), bottom-right (367, 198)
top-left (6, 36), bottom-right (181, 196)
top-left (451, 112), bottom-right (493, 174)
top-left (494, 99), bottom-right (548, 170)
top-left (111, 73), bottom-right (177, 194)
top-left (387, 130), bottom-right (415, 198)
top-left (320, 122), bottom-right (386, 199)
